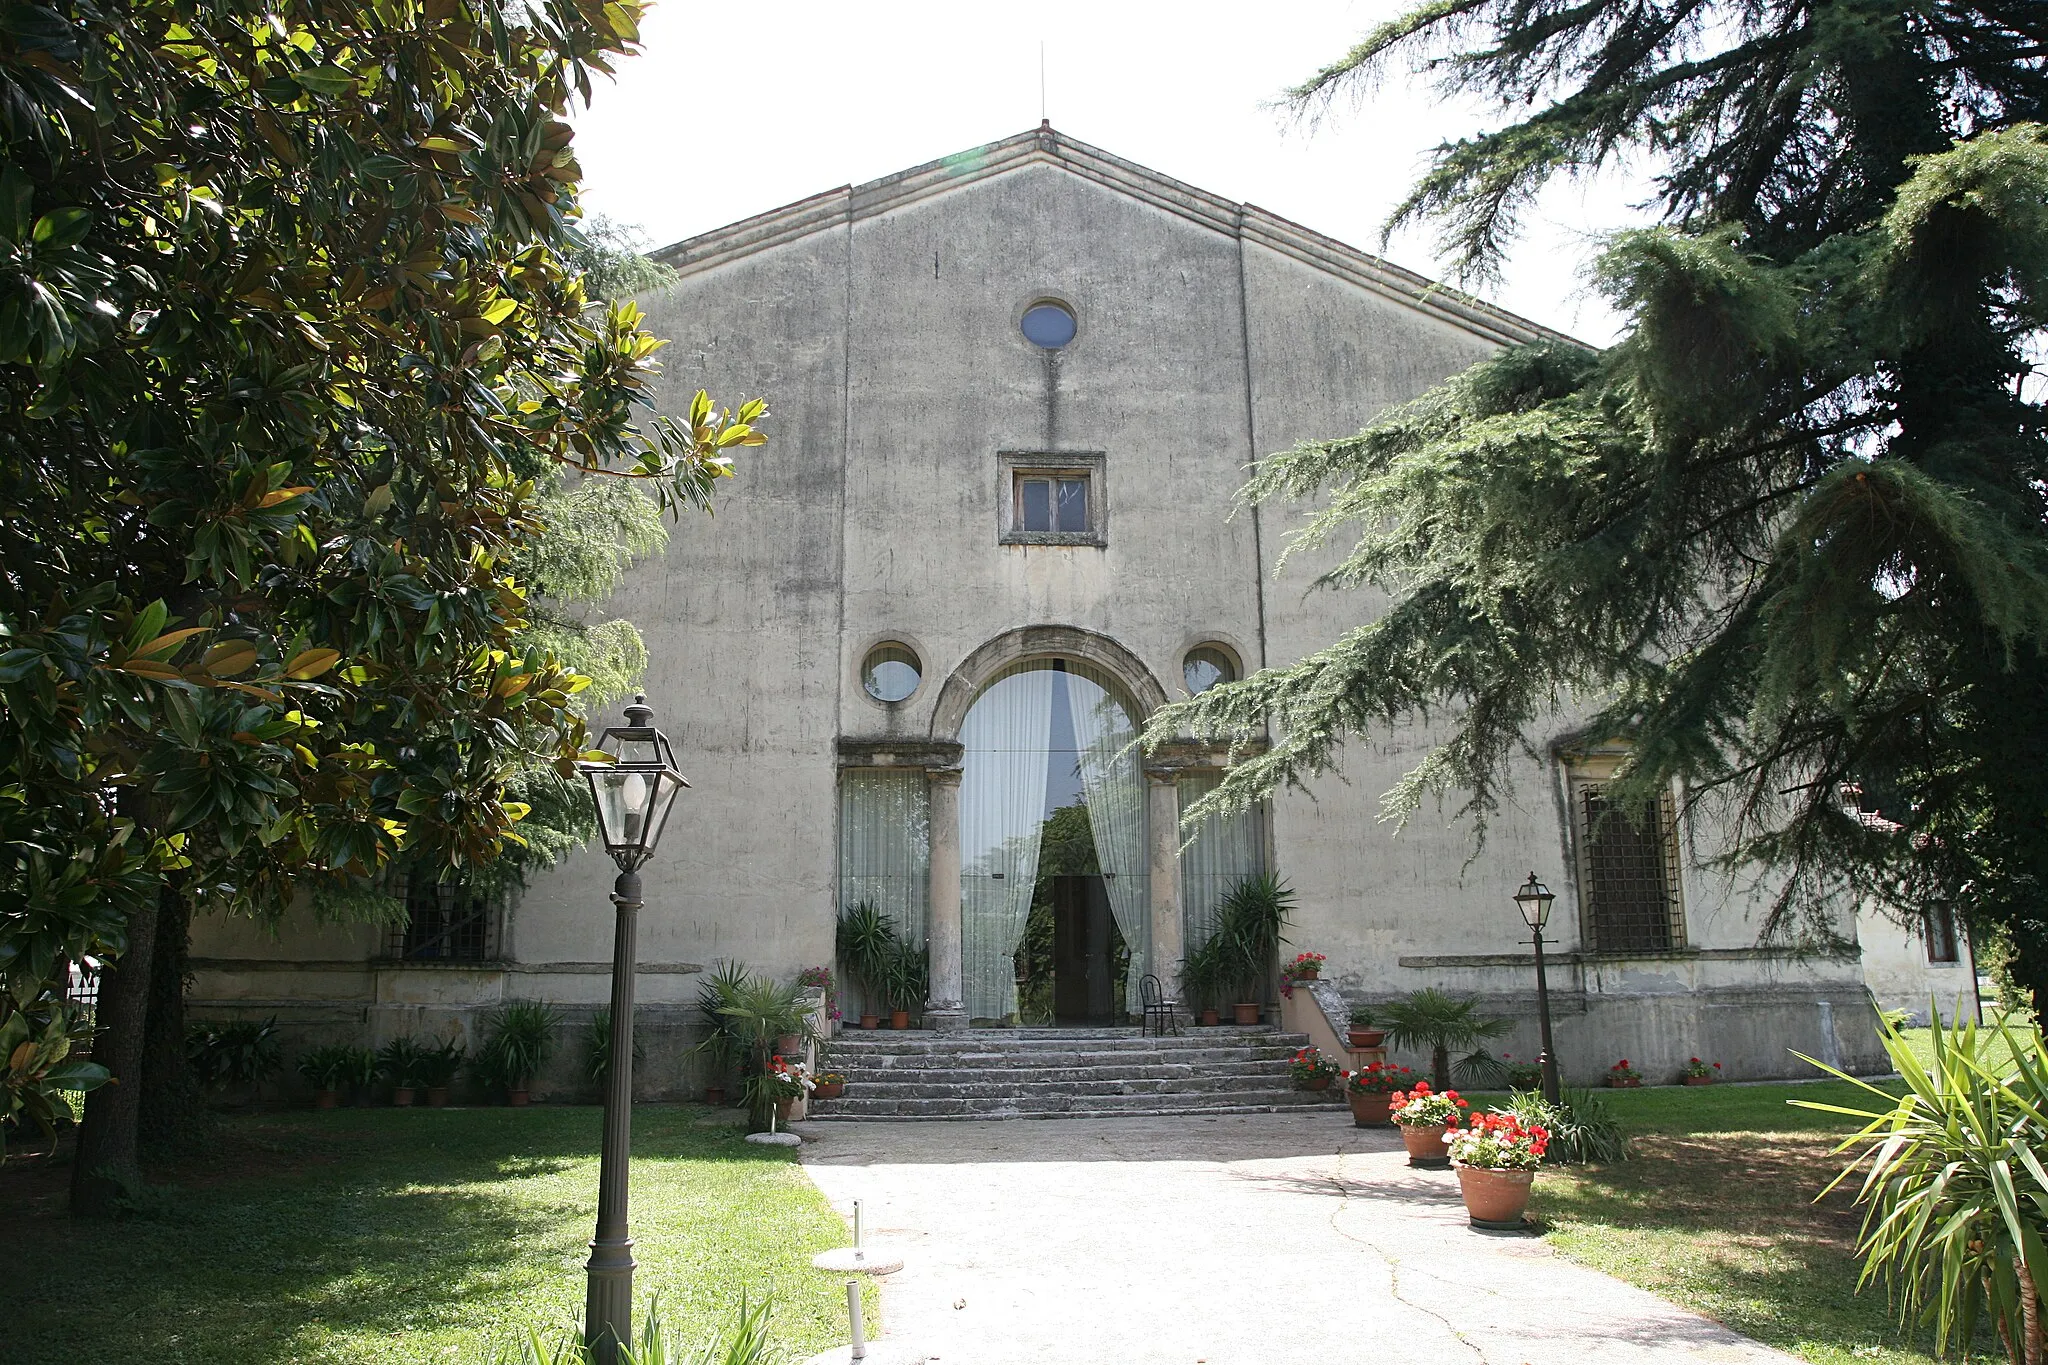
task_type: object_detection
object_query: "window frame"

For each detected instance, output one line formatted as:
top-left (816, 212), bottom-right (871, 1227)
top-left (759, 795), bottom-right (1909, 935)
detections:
top-left (1566, 751), bottom-right (1688, 956)
top-left (1925, 903), bottom-right (1963, 965)
top-left (997, 450), bottom-right (1107, 547)
top-left (388, 875), bottom-right (502, 962)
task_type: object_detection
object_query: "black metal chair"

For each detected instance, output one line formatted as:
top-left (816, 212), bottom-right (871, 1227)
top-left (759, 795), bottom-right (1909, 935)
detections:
top-left (1139, 973), bottom-right (1181, 1037)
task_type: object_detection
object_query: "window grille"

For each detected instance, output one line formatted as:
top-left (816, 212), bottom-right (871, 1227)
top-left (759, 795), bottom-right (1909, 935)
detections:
top-left (389, 877), bottom-right (498, 961)
top-left (1576, 783), bottom-right (1685, 953)
top-left (1925, 904), bottom-right (1961, 964)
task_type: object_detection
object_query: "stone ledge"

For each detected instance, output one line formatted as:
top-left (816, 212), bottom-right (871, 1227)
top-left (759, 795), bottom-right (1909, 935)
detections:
top-left (1397, 945), bottom-right (1858, 969)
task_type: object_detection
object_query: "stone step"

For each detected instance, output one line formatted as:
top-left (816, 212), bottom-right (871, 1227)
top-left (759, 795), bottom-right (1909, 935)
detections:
top-left (830, 1047), bottom-right (1303, 1072)
top-left (831, 1059), bottom-right (1301, 1086)
top-left (827, 1074), bottom-right (1346, 1099)
top-left (810, 1088), bottom-right (1343, 1119)
top-left (825, 1026), bottom-right (1298, 1047)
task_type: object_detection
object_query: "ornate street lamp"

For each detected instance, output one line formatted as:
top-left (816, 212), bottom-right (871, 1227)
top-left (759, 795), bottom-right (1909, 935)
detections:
top-left (1513, 872), bottom-right (1563, 1105)
top-left (577, 695), bottom-right (687, 1363)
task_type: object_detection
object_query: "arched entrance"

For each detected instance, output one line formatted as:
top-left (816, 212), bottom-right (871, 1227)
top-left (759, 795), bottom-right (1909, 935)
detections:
top-left (956, 659), bottom-right (1150, 1024)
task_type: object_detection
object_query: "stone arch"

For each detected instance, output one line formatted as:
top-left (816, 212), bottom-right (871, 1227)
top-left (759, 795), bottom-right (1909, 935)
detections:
top-left (929, 626), bottom-right (1168, 743)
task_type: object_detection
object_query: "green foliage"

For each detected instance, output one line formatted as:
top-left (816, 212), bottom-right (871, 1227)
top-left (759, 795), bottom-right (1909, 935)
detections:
top-left (1795, 1013), bottom-right (2048, 1363)
top-left (696, 967), bottom-right (813, 1130)
top-left (481, 1294), bottom-right (782, 1365)
top-left (377, 1035), bottom-right (431, 1089)
top-left (1497, 1087), bottom-right (1633, 1165)
top-left (296, 1044), bottom-right (369, 1092)
top-left (1154, 0), bottom-right (2048, 987)
top-left (186, 1018), bottom-right (284, 1092)
top-left (1205, 873), bottom-right (1295, 1004)
top-left (477, 1002), bottom-right (562, 1089)
top-left (2, 992), bottom-right (107, 1155)
top-left (416, 1038), bottom-right (467, 1089)
top-left (835, 902), bottom-right (904, 1012)
top-left (0, 0), bottom-right (768, 1034)
top-left (1378, 988), bottom-right (1512, 1090)
top-left (585, 1006), bottom-right (644, 1085)
top-left (883, 938), bottom-right (929, 1015)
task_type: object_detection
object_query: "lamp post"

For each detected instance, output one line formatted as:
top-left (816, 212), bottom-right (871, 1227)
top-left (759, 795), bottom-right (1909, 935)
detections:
top-left (576, 695), bottom-right (688, 1365)
top-left (1513, 872), bottom-right (1562, 1105)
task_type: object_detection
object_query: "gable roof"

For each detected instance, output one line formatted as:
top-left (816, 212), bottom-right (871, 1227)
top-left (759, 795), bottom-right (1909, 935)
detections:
top-left (650, 125), bottom-right (1579, 351)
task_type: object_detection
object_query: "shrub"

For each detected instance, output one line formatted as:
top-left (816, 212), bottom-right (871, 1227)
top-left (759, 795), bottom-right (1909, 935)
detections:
top-left (297, 1044), bottom-right (365, 1092)
top-left (586, 1008), bottom-right (646, 1085)
top-left (478, 1293), bottom-right (782, 1365)
top-left (377, 1036), bottom-right (430, 1089)
top-left (1797, 1012), bottom-right (2048, 1364)
top-left (186, 1018), bottom-right (282, 1092)
top-left (477, 1002), bottom-right (562, 1091)
top-left (416, 1039), bottom-right (466, 1089)
top-left (1497, 1088), bottom-right (1632, 1164)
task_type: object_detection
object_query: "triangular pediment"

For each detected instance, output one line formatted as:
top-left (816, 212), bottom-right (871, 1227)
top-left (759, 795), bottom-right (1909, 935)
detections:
top-left (650, 125), bottom-right (1575, 350)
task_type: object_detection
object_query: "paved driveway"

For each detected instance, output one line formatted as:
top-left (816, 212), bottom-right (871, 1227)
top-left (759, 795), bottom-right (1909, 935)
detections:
top-left (794, 1112), bottom-right (1797, 1365)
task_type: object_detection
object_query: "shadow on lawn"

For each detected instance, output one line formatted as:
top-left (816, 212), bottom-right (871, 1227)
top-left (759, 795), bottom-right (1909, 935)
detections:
top-left (0, 1105), bottom-right (769, 1365)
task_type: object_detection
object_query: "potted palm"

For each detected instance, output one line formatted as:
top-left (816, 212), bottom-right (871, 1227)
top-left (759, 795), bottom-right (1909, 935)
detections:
top-left (1346, 1061), bottom-right (1414, 1127)
top-left (1446, 1110), bottom-right (1550, 1228)
top-left (1180, 933), bottom-right (1226, 1026)
top-left (477, 1001), bottom-right (561, 1105)
top-left (297, 1044), bottom-right (357, 1109)
top-left (342, 1045), bottom-right (379, 1106)
top-left (699, 965), bottom-right (817, 1130)
top-left (884, 939), bottom-right (927, 1030)
top-left (1214, 873), bottom-right (1294, 1027)
top-left (837, 901), bottom-right (900, 1031)
top-left (1378, 988), bottom-right (1511, 1089)
top-left (416, 1039), bottom-right (464, 1106)
top-left (377, 1035), bottom-right (428, 1106)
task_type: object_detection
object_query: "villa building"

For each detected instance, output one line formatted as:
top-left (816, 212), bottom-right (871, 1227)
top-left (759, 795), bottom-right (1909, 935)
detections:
top-left (190, 127), bottom-right (1905, 1097)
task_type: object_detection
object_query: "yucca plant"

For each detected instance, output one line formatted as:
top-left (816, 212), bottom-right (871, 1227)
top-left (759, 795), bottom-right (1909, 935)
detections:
top-left (1497, 1087), bottom-right (1632, 1165)
top-left (479, 1293), bottom-right (782, 1365)
top-left (1795, 1011), bottom-right (2048, 1364)
top-left (835, 901), bottom-right (902, 1014)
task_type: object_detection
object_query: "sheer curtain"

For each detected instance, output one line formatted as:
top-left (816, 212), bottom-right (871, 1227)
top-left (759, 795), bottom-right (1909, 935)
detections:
top-left (1177, 771), bottom-right (1265, 955)
top-left (1065, 665), bottom-right (1151, 1013)
top-left (958, 668), bottom-right (1057, 1023)
top-left (838, 769), bottom-right (930, 1019)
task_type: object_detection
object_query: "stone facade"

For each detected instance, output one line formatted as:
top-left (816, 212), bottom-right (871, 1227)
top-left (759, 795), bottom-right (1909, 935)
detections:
top-left (189, 127), bottom-right (1890, 1096)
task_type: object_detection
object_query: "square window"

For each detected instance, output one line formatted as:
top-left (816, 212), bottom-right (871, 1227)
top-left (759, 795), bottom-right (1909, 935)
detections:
top-left (999, 452), bottom-right (1106, 546)
top-left (1572, 778), bottom-right (1686, 954)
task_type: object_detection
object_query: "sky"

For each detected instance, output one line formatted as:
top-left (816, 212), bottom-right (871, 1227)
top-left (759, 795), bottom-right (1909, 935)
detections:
top-left (573, 2), bottom-right (1660, 348)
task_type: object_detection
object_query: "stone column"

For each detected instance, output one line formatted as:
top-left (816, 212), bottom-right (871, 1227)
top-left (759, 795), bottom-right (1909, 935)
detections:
top-left (923, 767), bottom-right (967, 1031)
top-left (1146, 769), bottom-right (1185, 1007)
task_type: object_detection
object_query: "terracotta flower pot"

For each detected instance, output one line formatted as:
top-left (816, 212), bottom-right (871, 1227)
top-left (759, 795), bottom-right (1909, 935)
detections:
top-left (1348, 1029), bottom-right (1387, 1049)
top-left (775, 1098), bottom-right (796, 1124)
top-left (813, 1081), bottom-right (846, 1100)
top-left (889, 1009), bottom-right (911, 1030)
top-left (1397, 1121), bottom-right (1451, 1167)
top-left (704, 1086), bottom-right (726, 1106)
top-left (1606, 1077), bottom-right (1641, 1088)
top-left (507, 1088), bottom-right (530, 1107)
top-left (1293, 968), bottom-right (1319, 980)
top-left (1232, 1002), bottom-right (1261, 1026)
top-left (426, 1086), bottom-right (449, 1108)
top-left (859, 1014), bottom-right (879, 1030)
top-left (314, 1089), bottom-right (339, 1110)
top-left (774, 1034), bottom-right (803, 1057)
top-left (1302, 1074), bottom-right (1333, 1092)
top-left (1455, 1165), bottom-right (1535, 1228)
top-left (1199, 1008), bottom-right (1220, 1027)
top-left (1348, 1091), bottom-right (1393, 1127)
top-left (392, 1086), bottom-right (416, 1108)
top-left (1683, 1075), bottom-right (1714, 1086)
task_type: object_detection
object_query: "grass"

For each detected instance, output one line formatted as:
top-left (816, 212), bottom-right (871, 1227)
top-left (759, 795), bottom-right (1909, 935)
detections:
top-left (0, 1104), bottom-right (868, 1365)
top-left (1502, 1066), bottom-right (2007, 1365)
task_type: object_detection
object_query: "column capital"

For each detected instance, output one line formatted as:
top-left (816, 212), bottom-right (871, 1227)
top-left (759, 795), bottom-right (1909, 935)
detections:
top-left (1143, 766), bottom-right (1180, 786)
top-left (927, 765), bottom-right (964, 787)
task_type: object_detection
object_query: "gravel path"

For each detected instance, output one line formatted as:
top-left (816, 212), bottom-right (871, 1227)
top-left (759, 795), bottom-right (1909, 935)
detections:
top-left (792, 1111), bottom-right (1799, 1365)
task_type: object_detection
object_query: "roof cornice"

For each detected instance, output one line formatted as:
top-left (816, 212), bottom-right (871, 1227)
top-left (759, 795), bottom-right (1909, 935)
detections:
top-left (649, 126), bottom-right (1580, 350)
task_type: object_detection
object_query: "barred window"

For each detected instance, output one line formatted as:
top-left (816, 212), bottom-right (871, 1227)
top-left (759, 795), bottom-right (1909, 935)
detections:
top-left (1575, 783), bottom-right (1685, 953)
top-left (389, 877), bottom-right (499, 961)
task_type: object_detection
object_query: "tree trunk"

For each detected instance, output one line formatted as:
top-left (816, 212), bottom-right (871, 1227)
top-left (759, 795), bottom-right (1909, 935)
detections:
top-left (2022, 1259), bottom-right (2043, 1365)
top-left (139, 890), bottom-right (204, 1151)
top-left (69, 885), bottom-right (164, 1217)
top-left (1432, 1044), bottom-right (1451, 1091)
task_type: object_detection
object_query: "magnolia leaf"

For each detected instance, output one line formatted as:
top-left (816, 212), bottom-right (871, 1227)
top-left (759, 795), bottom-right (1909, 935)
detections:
top-left (31, 206), bottom-right (91, 250)
top-left (363, 483), bottom-right (393, 515)
top-left (291, 65), bottom-right (357, 96)
top-left (284, 647), bottom-right (341, 679)
top-left (202, 640), bottom-right (259, 676)
top-left (133, 626), bottom-right (208, 658)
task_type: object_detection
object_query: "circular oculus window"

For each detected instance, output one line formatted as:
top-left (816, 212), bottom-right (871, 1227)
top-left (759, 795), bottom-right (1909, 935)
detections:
top-left (1020, 301), bottom-right (1077, 349)
top-left (862, 643), bottom-right (922, 703)
top-left (1183, 645), bottom-right (1238, 696)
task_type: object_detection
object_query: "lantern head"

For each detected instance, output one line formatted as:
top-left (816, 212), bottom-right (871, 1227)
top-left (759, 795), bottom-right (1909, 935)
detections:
top-left (577, 695), bottom-right (688, 871)
top-left (1513, 872), bottom-right (1555, 932)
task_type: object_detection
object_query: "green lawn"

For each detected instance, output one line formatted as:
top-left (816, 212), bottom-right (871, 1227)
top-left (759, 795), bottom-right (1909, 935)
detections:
top-left (1512, 1072), bottom-right (2007, 1365)
top-left (0, 1105), bottom-right (867, 1365)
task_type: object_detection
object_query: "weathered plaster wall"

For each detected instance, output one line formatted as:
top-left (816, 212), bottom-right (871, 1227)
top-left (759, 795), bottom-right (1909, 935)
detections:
top-left (1859, 908), bottom-right (1980, 1025)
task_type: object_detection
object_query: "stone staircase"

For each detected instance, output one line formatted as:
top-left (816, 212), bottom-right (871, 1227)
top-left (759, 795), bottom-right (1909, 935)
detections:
top-left (807, 1026), bottom-right (1347, 1121)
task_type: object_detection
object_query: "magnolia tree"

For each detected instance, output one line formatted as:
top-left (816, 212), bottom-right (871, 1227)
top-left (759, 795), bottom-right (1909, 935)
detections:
top-left (1148, 1), bottom-right (2048, 1006)
top-left (0, 0), bottom-right (764, 1208)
